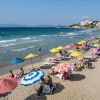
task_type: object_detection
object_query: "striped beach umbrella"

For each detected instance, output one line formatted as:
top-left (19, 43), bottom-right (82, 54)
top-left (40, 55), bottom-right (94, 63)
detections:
top-left (52, 62), bottom-right (71, 74)
top-left (20, 70), bottom-right (44, 86)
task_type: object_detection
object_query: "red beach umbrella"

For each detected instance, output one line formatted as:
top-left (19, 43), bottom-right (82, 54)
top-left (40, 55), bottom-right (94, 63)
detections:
top-left (0, 78), bottom-right (18, 94)
top-left (52, 62), bottom-right (71, 74)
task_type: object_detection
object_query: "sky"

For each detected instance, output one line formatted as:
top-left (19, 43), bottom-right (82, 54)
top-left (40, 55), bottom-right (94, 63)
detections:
top-left (0, 0), bottom-right (100, 26)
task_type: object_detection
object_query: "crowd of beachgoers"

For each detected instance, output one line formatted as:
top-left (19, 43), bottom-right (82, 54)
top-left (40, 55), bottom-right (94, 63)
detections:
top-left (0, 35), bottom-right (100, 100)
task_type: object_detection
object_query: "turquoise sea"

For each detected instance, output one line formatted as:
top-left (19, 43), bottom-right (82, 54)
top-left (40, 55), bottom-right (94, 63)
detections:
top-left (0, 27), bottom-right (100, 68)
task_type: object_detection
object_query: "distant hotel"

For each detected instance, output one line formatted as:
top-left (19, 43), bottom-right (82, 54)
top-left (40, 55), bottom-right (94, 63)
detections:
top-left (69, 20), bottom-right (100, 28)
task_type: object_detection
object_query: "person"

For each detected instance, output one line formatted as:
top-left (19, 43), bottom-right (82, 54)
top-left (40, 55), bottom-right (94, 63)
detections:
top-left (37, 78), bottom-right (46, 96)
top-left (39, 47), bottom-right (42, 52)
top-left (75, 44), bottom-right (80, 51)
top-left (59, 50), bottom-right (64, 56)
top-left (46, 75), bottom-right (53, 88)
top-left (63, 71), bottom-right (71, 79)
top-left (37, 83), bottom-right (43, 96)
top-left (38, 47), bottom-right (42, 60)
top-left (64, 50), bottom-right (68, 56)
top-left (20, 68), bottom-right (24, 77)
top-left (9, 70), bottom-right (14, 78)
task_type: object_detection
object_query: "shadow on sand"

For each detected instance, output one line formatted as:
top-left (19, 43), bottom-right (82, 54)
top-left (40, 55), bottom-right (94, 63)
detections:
top-left (25, 83), bottom-right (64, 100)
top-left (0, 92), bottom-right (11, 98)
top-left (70, 74), bottom-right (85, 81)
top-left (53, 83), bottom-right (64, 94)
top-left (40, 65), bottom-right (54, 69)
top-left (25, 94), bottom-right (46, 100)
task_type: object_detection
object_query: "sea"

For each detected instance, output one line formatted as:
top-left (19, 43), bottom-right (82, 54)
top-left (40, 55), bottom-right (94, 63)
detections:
top-left (0, 27), bottom-right (100, 69)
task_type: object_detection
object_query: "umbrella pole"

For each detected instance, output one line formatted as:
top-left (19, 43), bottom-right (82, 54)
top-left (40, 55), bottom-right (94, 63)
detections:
top-left (31, 58), bottom-right (33, 68)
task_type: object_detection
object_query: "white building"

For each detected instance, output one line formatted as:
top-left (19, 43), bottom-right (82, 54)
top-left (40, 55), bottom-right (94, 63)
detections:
top-left (80, 20), bottom-right (92, 26)
top-left (96, 22), bottom-right (100, 28)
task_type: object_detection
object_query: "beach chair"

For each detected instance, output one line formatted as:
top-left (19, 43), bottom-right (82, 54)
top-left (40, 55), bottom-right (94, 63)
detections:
top-left (84, 55), bottom-right (97, 62)
top-left (42, 83), bottom-right (56, 94)
top-left (42, 61), bottom-right (57, 66)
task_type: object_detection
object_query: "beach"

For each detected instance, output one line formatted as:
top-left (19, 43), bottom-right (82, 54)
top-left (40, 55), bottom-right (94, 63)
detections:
top-left (0, 28), bottom-right (100, 100)
top-left (1, 0), bottom-right (100, 99)
top-left (0, 50), bottom-right (100, 100)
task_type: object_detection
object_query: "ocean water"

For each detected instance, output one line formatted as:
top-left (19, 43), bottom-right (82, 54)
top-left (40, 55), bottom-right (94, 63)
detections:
top-left (0, 27), bottom-right (100, 68)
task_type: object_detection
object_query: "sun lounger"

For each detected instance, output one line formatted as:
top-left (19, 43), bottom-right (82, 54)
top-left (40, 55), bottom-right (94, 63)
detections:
top-left (84, 55), bottom-right (97, 62)
top-left (42, 61), bottom-right (56, 66)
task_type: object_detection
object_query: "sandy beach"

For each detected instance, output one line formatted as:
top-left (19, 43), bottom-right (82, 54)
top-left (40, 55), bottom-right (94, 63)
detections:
top-left (0, 52), bottom-right (100, 100)
top-left (0, 0), bottom-right (100, 100)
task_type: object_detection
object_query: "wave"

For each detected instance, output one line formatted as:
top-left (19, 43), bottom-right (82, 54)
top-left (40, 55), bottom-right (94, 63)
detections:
top-left (20, 37), bottom-right (32, 40)
top-left (0, 39), bottom-right (43, 47)
top-left (12, 46), bottom-right (36, 52)
top-left (0, 39), bottom-right (17, 43)
top-left (0, 44), bottom-right (16, 47)
top-left (40, 43), bottom-right (48, 45)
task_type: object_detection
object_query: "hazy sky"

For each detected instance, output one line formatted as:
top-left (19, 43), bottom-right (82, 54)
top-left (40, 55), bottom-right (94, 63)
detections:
top-left (0, 0), bottom-right (100, 26)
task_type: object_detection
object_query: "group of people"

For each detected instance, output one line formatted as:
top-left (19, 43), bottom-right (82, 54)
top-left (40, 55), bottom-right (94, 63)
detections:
top-left (37, 75), bottom-right (53, 96)
top-left (9, 68), bottom-right (25, 79)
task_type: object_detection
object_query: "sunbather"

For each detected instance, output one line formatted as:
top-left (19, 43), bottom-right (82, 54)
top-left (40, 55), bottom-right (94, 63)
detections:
top-left (20, 68), bottom-right (25, 77)
top-left (46, 75), bottom-right (53, 88)
top-left (9, 70), bottom-right (14, 78)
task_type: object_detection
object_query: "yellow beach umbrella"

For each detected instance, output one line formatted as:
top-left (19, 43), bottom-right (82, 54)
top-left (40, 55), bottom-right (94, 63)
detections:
top-left (25, 53), bottom-right (38, 59)
top-left (24, 53), bottom-right (38, 67)
top-left (57, 46), bottom-right (65, 50)
top-left (50, 48), bottom-right (59, 53)
top-left (93, 44), bottom-right (100, 47)
top-left (77, 40), bottom-right (86, 45)
top-left (70, 51), bottom-right (82, 57)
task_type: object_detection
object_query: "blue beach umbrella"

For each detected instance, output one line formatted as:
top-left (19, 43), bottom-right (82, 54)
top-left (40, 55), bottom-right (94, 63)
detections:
top-left (20, 70), bottom-right (44, 86)
top-left (10, 58), bottom-right (24, 64)
top-left (10, 58), bottom-right (24, 68)
top-left (89, 45), bottom-right (96, 49)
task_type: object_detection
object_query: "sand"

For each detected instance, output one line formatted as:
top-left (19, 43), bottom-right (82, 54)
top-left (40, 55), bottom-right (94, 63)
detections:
top-left (0, 55), bottom-right (100, 100)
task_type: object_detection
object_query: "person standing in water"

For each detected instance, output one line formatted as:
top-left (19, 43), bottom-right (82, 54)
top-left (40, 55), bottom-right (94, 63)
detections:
top-left (38, 47), bottom-right (42, 60)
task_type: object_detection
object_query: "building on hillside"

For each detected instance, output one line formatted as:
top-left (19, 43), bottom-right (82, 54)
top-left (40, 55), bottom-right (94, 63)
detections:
top-left (80, 20), bottom-right (93, 26)
top-left (96, 22), bottom-right (100, 28)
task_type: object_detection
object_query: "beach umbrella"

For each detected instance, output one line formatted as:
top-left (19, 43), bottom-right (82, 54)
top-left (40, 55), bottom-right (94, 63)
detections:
top-left (25, 53), bottom-right (38, 59)
top-left (57, 46), bottom-right (65, 50)
top-left (0, 78), bottom-right (18, 94)
top-left (77, 40), bottom-right (86, 46)
top-left (64, 45), bottom-right (73, 49)
top-left (95, 48), bottom-right (100, 55)
top-left (93, 44), bottom-right (100, 47)
top-left (89, 45), bottom-right (96, 49)
top-left (52, 62), bottom-right (71, 74)
top-left (77, 40), bottom-right (86, 44)
top-left (20, 70), bottom-right (44, 86)
top-left (91, 48), bottom-right (97, 55)
top-left (10, 58), bottom-right (24, 68)
top-left (10, 58), bottom-right (24, 64)
top-left (70, 51), bottom-right (82, 57)
top-left (50, 48), bottom-right (59, 53)
top-left (24, 53), bottom-right (38, 67)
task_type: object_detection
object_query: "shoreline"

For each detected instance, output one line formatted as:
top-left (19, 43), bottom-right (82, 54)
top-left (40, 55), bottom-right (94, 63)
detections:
top-left (0, 54), bottom-right (52, 76)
